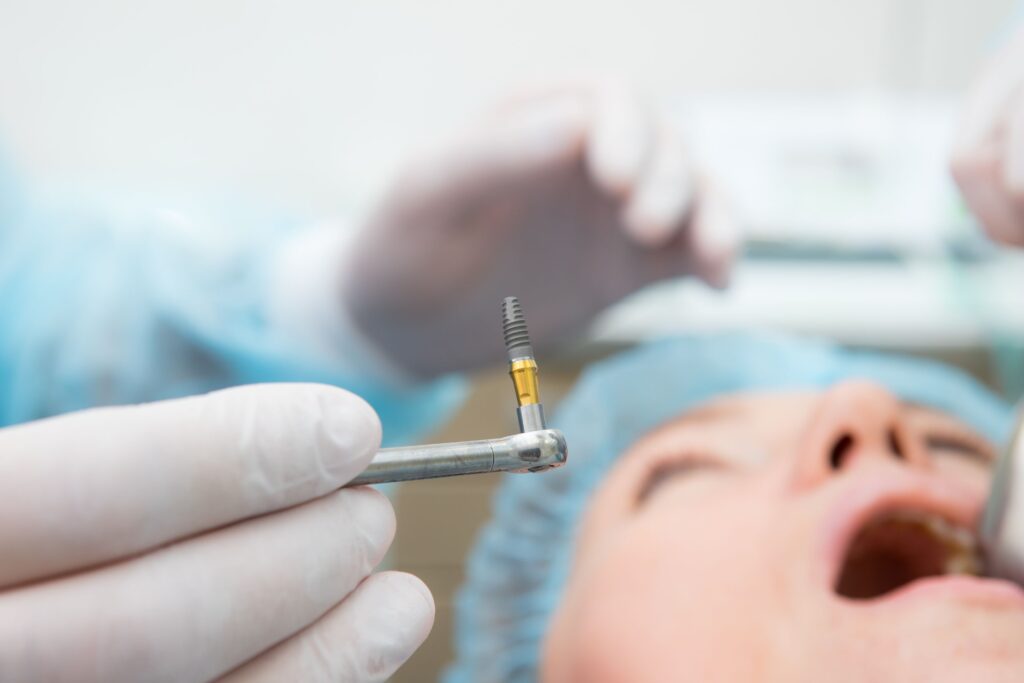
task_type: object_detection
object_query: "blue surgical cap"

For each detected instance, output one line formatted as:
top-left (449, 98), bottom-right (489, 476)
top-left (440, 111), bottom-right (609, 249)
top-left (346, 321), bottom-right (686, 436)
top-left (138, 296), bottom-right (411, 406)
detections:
top-left (446, 332), bottom-right (1015, 682)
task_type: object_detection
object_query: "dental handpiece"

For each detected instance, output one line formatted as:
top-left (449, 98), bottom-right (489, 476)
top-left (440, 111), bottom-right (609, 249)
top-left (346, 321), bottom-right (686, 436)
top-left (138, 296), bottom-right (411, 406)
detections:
top-left (345, 297), bottom-right (568, 487)
top-left (979, 407), bottom-right (1024, 581)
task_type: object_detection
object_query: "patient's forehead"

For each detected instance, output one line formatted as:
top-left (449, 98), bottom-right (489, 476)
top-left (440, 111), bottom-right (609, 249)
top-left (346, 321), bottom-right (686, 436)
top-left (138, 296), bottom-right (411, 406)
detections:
top-left (628, 391), bottom-right (812, 466)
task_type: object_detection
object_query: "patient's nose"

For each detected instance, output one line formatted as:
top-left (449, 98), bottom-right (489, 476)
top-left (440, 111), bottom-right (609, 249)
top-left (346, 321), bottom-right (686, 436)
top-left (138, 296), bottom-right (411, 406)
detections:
top-left (789, 380), bottom-right (928, 487)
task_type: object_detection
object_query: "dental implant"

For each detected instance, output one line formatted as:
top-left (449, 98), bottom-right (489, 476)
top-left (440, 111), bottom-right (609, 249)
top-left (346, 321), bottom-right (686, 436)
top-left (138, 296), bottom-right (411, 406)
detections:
top-left (503, 296), bottom-right (547, 433)
top-left (342, 296), bottom-right (567, 486)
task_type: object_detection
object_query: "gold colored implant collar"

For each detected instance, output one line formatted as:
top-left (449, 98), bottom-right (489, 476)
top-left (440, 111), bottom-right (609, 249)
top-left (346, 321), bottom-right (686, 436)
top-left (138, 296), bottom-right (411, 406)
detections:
top-left (509, 358), bottom-right (540, 407)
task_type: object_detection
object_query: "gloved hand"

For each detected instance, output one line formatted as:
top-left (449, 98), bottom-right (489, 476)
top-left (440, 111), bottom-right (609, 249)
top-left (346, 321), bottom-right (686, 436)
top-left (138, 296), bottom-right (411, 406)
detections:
top-left (340, 80), bottom-right (741, 377)
top-left (951, 24), bottom-right (1024, 247)
top-left (0, 384), bottom-right (433, 683)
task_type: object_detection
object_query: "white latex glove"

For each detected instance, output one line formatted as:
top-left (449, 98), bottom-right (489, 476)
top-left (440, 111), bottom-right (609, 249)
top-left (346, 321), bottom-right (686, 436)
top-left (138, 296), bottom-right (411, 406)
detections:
top-left (340, 80), bottom-right (741, 377)
top-left (0, 384), bottom-right (433, 683)
top-left (951, 24), bottom-right (1024, 247)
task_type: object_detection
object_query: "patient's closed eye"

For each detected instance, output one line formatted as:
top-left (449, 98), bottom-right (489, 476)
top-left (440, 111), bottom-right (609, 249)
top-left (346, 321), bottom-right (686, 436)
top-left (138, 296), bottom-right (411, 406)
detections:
top-left (636, 456), bottom-right (725, 506)
top-left (924, 434), bottom-right (992, 465)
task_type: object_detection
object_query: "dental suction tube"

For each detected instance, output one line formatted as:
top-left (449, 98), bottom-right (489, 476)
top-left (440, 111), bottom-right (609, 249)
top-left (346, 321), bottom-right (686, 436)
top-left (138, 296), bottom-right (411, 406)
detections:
top-left (980, 409), bottom-right (1024, 581)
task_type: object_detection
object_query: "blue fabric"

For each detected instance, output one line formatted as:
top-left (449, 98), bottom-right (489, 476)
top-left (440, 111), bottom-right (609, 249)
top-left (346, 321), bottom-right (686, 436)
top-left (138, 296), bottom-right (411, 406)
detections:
top-left (0, 154), bottom-right (463, 445)
top-left (446, 333), bottom-right (1015, 683)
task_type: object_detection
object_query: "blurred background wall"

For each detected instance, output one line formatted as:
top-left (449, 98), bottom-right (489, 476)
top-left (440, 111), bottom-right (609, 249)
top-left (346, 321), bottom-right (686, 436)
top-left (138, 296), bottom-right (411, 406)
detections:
top-left (0, 0), bottom-right (1017, 212)
top-left (1, 1), bottom-right (1021, 680)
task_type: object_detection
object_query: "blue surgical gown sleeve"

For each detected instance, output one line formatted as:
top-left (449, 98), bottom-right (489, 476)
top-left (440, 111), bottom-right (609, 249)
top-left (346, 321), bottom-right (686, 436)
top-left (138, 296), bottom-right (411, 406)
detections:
top-left (0, 155), bottom-right (465, 445)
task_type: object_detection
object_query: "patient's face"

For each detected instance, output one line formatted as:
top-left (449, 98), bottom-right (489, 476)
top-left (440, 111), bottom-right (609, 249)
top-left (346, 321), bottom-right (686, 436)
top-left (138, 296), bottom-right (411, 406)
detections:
top-left (542, 381), bottom-right (1023, 682)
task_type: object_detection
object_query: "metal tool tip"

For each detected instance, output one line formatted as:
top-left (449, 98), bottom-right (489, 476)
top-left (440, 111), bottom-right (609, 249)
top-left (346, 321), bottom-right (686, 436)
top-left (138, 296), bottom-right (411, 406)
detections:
top-left (502, 296), bottom-right (534, 360)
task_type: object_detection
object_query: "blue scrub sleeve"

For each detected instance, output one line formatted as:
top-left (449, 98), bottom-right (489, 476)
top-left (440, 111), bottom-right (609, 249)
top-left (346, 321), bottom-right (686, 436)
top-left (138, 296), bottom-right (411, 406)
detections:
top-left (0, 157), bottom-right (464, 444)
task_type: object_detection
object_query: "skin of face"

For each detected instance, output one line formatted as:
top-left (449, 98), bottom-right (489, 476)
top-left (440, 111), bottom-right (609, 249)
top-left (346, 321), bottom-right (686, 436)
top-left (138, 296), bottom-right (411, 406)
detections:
top-left (541, 380), bottom-right (1024, 682)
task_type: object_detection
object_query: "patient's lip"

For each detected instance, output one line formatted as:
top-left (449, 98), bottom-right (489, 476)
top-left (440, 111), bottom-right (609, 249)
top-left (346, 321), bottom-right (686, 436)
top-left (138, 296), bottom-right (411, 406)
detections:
top-left (817, 467), bottom-right (992, 599)
top-left (873, 573), bottom-right (1024, 609)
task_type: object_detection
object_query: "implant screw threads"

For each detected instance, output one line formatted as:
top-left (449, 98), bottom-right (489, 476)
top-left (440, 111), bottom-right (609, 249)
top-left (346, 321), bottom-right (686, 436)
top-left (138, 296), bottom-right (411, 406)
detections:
top-left (503, 297), bottom-right (547, 432)
top-left (502, 296), bottom-right (534, 361)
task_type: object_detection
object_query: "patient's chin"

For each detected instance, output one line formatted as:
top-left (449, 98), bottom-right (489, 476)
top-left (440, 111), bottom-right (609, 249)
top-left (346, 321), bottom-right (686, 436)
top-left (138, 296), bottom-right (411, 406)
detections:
top-left (826, 597), bottom-right (1024, 681)
top-left (544, 597), bottom-right (1024, 683)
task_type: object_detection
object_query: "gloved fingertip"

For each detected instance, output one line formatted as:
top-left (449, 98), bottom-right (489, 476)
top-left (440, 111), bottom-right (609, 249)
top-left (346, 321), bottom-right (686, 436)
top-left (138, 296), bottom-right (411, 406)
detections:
top-left (376, 570), bottom-right (436, 625)
top-left (344, 571), bottom-right (435, 679)
top-left (704, 220), bottom-right (742, 265)
top-left (216, 567), bottom-right (433, 683)
top-left (621, 202), bottom-right (678, 248)
top-left (510, 96), bottom-right (590, 164)
top-left (685, 190), bottom-right (742, 289)
top-left (317, 385), bottom-right (383, 475)
top-left (375, 571), bottom-right (436, 655)
top-left (1004, 156), bottom-right (1024, 202)
top-left (1004, 94), bottom-right (1024, 188)
top-left (701, 257), bottom-right (736, 291)
top-left (586, 83), bottom-right (652, 199)
top-left (623, 178), bottom-right (695, 248)
top-left (694, 192), bottom-right (741, 258)
top-left (336, 486), bottom-right (397, 562)
top-left (587, 150), bottom-right (637, 199)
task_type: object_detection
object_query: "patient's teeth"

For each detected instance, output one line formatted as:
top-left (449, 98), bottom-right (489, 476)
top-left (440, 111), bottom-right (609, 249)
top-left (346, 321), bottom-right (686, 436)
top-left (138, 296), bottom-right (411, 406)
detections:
top-left (946, 551), bottom-right (981, 575)
top-left (879, 509), bottom-right (980, 575)
top-left (836, 506), bottom-right (986, 600)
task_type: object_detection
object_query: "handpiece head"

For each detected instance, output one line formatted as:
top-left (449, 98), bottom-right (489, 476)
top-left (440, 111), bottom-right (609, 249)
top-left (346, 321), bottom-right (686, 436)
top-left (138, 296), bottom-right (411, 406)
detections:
top-left (501, 429), bottom-right (569, 474)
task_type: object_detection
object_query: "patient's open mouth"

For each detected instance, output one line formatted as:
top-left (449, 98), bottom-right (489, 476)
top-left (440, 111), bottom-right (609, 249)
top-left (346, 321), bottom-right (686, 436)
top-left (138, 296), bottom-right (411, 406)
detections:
top-left (834, 508), bottom-right (982, 600)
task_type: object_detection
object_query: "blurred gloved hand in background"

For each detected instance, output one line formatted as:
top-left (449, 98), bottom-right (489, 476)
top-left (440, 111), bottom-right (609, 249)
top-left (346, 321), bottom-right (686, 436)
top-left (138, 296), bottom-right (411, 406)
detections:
top-left (0, 383), bottom-right (433, 683)
top-left (340, 80), bottom-right (741, 377)
top-left (952, 24), bottom-right (1024, 248)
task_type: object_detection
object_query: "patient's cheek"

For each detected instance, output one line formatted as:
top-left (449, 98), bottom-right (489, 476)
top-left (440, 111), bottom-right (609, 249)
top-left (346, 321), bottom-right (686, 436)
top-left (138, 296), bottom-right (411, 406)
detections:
top-left (933, 456), bottom-right (990, 499)
top-left (553, 488), bottom-right (783, 681)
